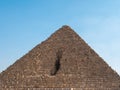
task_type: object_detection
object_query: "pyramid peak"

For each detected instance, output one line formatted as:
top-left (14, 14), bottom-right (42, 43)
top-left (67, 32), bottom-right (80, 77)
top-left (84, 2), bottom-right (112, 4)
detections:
top-left (46, 25), bottom-right (80, 43)
top-left (61, 25), bottom-right (71, 29)
top-left (56, 25), bottom-right (78, 36)
top-left (60, 25), bottom-right (73, 31)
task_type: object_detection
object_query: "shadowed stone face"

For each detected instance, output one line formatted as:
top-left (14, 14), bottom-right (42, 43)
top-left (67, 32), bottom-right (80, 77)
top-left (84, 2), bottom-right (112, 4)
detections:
top-left (50, 50), bottom-right (62, 75)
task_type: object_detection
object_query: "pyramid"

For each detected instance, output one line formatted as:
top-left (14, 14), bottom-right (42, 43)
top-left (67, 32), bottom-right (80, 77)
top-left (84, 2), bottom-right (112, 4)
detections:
top-left (0, 25), bottom-right (120, 90)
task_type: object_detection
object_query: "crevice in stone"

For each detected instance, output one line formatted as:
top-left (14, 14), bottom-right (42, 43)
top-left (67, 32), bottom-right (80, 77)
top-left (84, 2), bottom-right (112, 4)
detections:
top-left (50, 49), bottom-right (62, 76)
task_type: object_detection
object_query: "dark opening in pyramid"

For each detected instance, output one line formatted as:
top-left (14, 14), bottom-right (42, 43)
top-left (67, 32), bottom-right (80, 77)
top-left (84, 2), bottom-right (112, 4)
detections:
top-left (0, 25), bottom-right (120, 89)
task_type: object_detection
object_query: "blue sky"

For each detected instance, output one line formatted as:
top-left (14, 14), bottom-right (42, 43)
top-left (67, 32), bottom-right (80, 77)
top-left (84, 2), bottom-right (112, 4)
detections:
top-left (0, 0), bottom-right (120, 75)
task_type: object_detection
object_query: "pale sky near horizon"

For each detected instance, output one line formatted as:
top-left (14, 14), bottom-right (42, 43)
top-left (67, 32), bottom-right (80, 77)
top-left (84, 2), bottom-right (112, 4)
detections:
top-left (0, 0), bottom-right (120, 75)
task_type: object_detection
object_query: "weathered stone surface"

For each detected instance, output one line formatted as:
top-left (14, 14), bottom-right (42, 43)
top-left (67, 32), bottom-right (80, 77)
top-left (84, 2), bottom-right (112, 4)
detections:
top-left (0, 25), bottom-right (120, 89)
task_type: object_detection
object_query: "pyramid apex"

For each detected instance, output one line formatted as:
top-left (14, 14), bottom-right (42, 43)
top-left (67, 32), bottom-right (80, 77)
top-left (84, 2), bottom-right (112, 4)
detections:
top-left (60, 25), bottom-right (73, 30)
top-left (46, 25), bottom-right (79, 43)
top-left (62, 25), bottom-right (71, 28)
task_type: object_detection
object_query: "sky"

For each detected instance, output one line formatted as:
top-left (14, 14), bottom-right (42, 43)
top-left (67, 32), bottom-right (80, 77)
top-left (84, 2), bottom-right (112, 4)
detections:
top-left (0, 0), bottom-right (120, 75)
